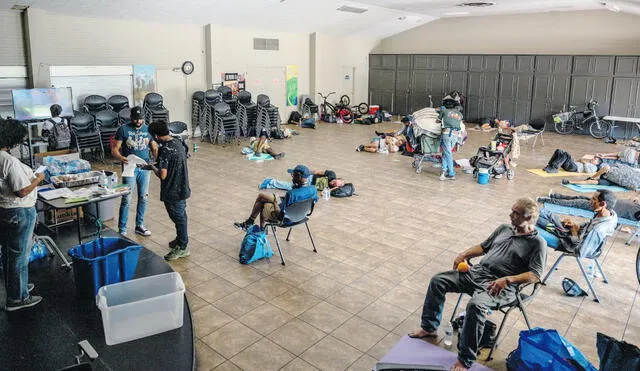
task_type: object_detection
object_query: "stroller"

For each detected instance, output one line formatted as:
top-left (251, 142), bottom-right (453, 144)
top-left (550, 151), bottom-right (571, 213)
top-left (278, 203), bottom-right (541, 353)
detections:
top-left (470, 133), bottom-right (515, 180)
top-left (409, 108), bottom-right (465, 174)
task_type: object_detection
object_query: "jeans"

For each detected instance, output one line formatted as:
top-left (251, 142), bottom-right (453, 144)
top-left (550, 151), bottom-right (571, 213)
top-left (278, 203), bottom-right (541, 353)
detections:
top-left (259, 178), bottom-right (294, 191)
top-left (119, 167), bottom-right (151, 232)
top-left (547, 149), bottom-right (578, 172)
top-left (441, 134), bottom-right (457, 177)
top-left (164, 200), bottom-right (188, 247)
top-left (420, 268), bottom-right (515, 368)
top-left (537, 193), bottom-right (591, 211)
top-left (0, 207), bottom-right (37, 302)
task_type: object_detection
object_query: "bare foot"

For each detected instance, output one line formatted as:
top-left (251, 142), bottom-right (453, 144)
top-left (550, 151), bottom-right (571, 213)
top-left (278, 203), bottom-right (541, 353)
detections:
top-left (450, 360), bottom-right (469, 371)
top-left (408, 328), bottom-right (438, 339)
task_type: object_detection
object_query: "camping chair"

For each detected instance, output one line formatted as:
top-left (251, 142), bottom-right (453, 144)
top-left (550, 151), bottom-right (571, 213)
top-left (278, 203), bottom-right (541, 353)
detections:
top-left (265, 198), bottom-right (318, 266)
top-left (517, 118), bottom-right (545, 148)
top-left (450, 279), bottom-right (542, 361)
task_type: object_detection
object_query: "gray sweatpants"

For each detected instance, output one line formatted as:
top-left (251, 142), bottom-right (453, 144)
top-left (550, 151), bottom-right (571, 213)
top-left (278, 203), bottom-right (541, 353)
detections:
top-left (420, 267), bottom-right (516, 368)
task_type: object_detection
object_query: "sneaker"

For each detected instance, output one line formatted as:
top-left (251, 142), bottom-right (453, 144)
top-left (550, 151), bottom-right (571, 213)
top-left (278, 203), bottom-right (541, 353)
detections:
top-left (446, 175), bottom-right (456, 180)
top-left (234, 220), bottom-right (254, 231)
top-left (119, 229), bottom-right (127, 236)
top-left (27, 283), bottom-right (34, 293)
top-left (548, 189), bottom-right (554, 197)
top-left (273, 152), bottom-right (285, 160)
top-left (164, 247), bottom-right (190, 261)
top-left (169, 239), bottom-right (179, 249)
top-left (543, 166), bottom-right (558, 174)
top-left (5, 295), bottom-right (42, 312)
top-left (355, 145), bottom-right (364, 152)
top-left (135, 226), bottom-right (151, 236)
top-left (562, 179), bottom-right (570, 185)
top-left (439, 172), bottom-right (447, 181)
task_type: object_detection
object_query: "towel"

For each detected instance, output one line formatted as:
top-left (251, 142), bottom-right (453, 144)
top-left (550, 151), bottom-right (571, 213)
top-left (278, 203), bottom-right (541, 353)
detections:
top-left (527, 169), bottom-right (594, 178)
top-left (562, 183), bottom-right (628, 193)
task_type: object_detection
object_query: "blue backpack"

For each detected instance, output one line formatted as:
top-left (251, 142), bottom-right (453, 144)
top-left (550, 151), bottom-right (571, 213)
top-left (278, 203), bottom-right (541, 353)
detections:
top-left (239, 225), bottom-right (274, 264)
top-left (507, 328), bottom-right (597, 371)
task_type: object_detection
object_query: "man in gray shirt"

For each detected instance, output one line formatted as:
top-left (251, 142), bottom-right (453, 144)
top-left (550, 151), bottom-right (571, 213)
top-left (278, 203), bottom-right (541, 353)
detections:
top-left (409, 198), bottom-right (547, 371)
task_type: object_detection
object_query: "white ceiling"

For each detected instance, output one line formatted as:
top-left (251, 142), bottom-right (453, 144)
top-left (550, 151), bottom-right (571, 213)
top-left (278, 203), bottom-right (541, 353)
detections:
top-left (3, 0), bottom-right (640, 38)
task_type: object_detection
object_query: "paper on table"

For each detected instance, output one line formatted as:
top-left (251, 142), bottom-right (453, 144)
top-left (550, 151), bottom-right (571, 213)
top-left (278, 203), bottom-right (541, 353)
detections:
top-left (34, 165), bottom-right (48, 174)
top-left (122, 155), bottom-right (148, 177)
top-left (39, 187), bottom-right (74, 200)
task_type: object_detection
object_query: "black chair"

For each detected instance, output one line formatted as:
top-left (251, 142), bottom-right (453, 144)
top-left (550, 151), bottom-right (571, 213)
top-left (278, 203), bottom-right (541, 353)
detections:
top-left (191, 91), bottom-right (205, 137)
top-left (256, 94), bottom-right (281, 137)
top-left (449, 280), bottom-right (542, 361)
top-left (83, 95), bottom-right (108, 115)
top-left (95, 110), bottom-right (120, 153)
top-left (70, 112), bottom-right (104, 162)
top-left (107, 95), bottom-right (130, 113)
top-left (213, 102), bottom-right (239, 143)
top-left (118, 107), bottom-right (131, 126)
top-left (56, 340), bottom-right (98, 371)
top-left (168, 121), bottom-right (189, 142)
top-left (203, 90), bottom-right (222, 142)
top-left (236, 90), bottom-right (258, 137)
top-left (217, 86), bottom-right (237, 114)
top-left (302, 97), bottom-right (319, 117)
top-left (518, 118), bottom-right (545, 148)
top-left (265, 198), bottom-right (318, 266)
top-left (143, 93), bottom-right (170, 124)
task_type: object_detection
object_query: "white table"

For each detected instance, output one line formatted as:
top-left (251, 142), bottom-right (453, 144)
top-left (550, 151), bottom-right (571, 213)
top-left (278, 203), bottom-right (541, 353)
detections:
top-left (604, 115), bottom-right (640, 139)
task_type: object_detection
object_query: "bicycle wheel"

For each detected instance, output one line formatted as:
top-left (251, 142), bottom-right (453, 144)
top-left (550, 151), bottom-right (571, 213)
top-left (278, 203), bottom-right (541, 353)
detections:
top-left (637, 247), bottom-right (640, 285)
top-left (588, 118), bottom-right (612, 139)
top-left (554, 119), bottom-right (575, 135)
top-left (340, 95), bottom-right (351, 107)
top-left (357, 102), bottom-right (369, 115)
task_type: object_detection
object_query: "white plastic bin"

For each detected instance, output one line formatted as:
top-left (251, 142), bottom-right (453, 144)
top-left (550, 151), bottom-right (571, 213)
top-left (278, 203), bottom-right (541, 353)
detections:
top-left (96, 272), bottom-right (185, 345)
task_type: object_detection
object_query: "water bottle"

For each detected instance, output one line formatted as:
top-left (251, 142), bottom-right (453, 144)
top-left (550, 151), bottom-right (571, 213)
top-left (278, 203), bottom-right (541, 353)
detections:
top-left (586, 263), bottom-right (595, 281)
top-left (99, 171), bottom-right (109, 188)
top-left (193, 143), bottom-right (199, 153)
top-left (322, 187), bottom-right (330, 201)
top-left (444, 321), bottom-right (453, 348)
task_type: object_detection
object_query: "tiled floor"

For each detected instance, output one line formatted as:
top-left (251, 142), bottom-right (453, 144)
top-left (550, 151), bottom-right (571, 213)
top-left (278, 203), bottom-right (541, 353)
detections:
top-left (106, 122), bottom-right (640, 370)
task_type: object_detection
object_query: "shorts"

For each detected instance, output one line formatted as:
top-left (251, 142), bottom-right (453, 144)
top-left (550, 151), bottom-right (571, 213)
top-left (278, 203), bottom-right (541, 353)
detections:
top-left (262, 201), bottom-right (282, 223)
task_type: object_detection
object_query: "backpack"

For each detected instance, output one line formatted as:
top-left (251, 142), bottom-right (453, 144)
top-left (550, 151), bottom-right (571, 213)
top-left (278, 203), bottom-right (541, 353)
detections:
top-left (331, 183), bottom-right (355, 197)
top-left (288, 111), bottom-right (302, 124)
top-left (47, 118), bottom-right (71, 150)
top-left (597, 332), bottom-right (640, 371)
top-left (271, 128), bottom-right (286, 139)
top-left (239, 225), bottom-right (274, 264)
top-left (507, 328), bottom-right (597, 371)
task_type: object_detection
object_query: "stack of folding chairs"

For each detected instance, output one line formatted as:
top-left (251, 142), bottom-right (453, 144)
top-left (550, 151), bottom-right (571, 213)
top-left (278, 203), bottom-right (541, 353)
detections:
top-left (236, 90), bottom-right (258, 137)
top-left (202, 90), bottom-right (222, 142)
top-left (256, 94), bottom-right (281, 137)
top-left (143, 93), bottom-right (170, 124)
top-left (213, 103), bottom-right (239, 143)
top-left (218, 86), bottom-right (237, 115)
top-left (191, 91), bottom-right (206, 137)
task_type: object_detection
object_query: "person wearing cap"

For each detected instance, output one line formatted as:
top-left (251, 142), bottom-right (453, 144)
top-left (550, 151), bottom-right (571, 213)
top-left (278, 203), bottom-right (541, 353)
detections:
top-left (249, 130), bottom-right (285, 159)
top-left (258, 169), bottom-right (345, 192)
top-left (234, 164), bottom-right (318, 230)
top-left (438, 104), bottom-right (463, 181)
top-left (112, 106), bottom-right (158, 236)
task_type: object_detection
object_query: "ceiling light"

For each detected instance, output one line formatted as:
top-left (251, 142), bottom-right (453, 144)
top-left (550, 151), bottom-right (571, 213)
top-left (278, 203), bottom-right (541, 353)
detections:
top-left (396, 16), bottom-right (407, 20)
top-left (602, 2), bottom-right (620, 12)
top-left (337, 5), bottom-right (368, 14)
top-left (444, 11), bottom-right (471, 16)
top-left (457, 2), bottom-right (496, 7)
top-left (11, 4), bottom-right (29, 10)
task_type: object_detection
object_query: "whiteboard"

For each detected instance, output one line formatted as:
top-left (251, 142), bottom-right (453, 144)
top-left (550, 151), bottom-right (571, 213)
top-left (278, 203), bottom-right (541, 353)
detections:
top-left (50, 75), bottom-right (133, 111)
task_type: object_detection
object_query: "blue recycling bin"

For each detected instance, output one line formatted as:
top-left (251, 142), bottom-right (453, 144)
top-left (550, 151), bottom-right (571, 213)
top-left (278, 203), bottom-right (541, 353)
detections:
top-left (68, 237), bottom-right (142, 297)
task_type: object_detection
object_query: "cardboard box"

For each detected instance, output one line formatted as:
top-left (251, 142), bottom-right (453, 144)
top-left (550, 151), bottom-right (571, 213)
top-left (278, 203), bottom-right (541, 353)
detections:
top-left (34, 150), bottom-right (78, 166)
top-left (45, 207), bottom-right (82, 225)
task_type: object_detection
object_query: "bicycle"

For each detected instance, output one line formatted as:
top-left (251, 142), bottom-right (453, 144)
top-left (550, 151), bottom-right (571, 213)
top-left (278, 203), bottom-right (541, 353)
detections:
top-left (318, 92), bottom-right (353, 123)
top-left (337, 94), bottom-right (370, 116)
top-left (553, 99), bottom-right (612, 139)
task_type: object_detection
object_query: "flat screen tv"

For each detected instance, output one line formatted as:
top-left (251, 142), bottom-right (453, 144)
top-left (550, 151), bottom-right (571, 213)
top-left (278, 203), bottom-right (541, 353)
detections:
top-left (12, 87), bottom-right (74, 121)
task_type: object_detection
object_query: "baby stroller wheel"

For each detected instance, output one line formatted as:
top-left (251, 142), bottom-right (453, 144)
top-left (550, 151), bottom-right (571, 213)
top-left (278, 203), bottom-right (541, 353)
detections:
top-left (507, 169), bottom-right (515, 180)
top-left (416, 165), bottom-right (423, 174)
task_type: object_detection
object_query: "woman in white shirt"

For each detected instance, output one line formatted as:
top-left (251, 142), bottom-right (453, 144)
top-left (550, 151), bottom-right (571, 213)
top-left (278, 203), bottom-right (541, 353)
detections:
top-left (0, 119), bottom-right (44, 311)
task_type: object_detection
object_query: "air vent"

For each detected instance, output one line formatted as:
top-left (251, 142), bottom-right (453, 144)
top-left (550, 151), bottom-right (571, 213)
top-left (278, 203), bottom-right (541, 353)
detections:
top-left (253, 38), bottom-right (279, 51)
top-left (337, 5), bottom-right (368, 14)
top-left (457, 2), bottom-right (496, 7)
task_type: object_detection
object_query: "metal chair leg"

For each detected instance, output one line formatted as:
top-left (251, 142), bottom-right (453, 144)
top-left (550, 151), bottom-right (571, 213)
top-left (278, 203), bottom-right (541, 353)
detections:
top-left (594, 258), bottom-right (608, 284)
top-left (305, 222), bottom-right (317, 253)
top-left (450, 294), bottom-right (464, 323)
top-left (576, 257), bottom-right (599, 302)
top-left (521, 306), bottom-right (533, 330)
top-left (270, 225), bottom-right (286, 265)
top-left (286, 228), bottom-right (292, 241)
top-left (542, 253), bottom-right (566, 284)
top-left (487, 308), bottom-right (513, 361)
top-left (625, 227), bottom-right (640, 245)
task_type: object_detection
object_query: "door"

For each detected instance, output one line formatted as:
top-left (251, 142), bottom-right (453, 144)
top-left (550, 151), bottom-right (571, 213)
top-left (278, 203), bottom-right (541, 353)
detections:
top-left (411, 70), bottom-right (429, 110)
top-left (395, 70), bottom-right (411, 115)
top-left (156, 69), bottom-right (187, 123)
top-left (570, 76), bottom-right (613, 115)
top-left (530, 75), bottom-right (571, 127)
top-left (341, 66), bottom-right (355, 101)
top-left (498, 73), bottom-right (533, 124)
top-left (426, 71), bottom-right (447, 106)
top-left (466, 72), bottom-right (482, 122)
top-left (369, 69), bottom-right (396, 91)
top-left (369, 90), bottom-right (394, 112)
top-left (610, 78), bottom-right (638, 116)
top-left (447, 71), bottom-right (468, 95)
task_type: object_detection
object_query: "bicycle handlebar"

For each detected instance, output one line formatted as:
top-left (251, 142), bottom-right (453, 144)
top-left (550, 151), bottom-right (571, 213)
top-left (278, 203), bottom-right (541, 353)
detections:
top-left (318, 92), bottom-right (336, 99)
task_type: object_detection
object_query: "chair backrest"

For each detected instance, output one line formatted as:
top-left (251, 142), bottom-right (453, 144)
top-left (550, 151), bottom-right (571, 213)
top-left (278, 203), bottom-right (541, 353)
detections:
top-left (282, 198), bottom-right (315, 225)
top-left (217, 86), bottom-right (233, 99)
top-left (193, 91), bottom-right (205, 103)
top-left (70, 112), bottom-right (96, 132)
top-left (238, 90), bottom-right (252, 104)
top-left (107, 95), bottom-right (130, 112)
top-left (95, 110), bottom-right (120, 129)
top-left (257, 94), bottom-right (270, 107)
top-left (168, 121), bottom-right (187, 134)
top-left (529, 118), bottom-right (545, 131)
top-left (214, 102), bottom-right (231, 116)
top-left (144, 93), bottom-right (164, 107)
top-left (205, 90), bottom-right (222, 105)
top-left (84, 95), bottom-right (108, 113)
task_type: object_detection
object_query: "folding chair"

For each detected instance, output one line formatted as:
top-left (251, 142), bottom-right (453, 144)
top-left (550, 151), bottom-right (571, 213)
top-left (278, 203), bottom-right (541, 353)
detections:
top-left (450, 281), bottom-right (542, 361)
top-left (265, 198), bottom-right (317, 266)
top-left (517, 118), bottom-right (545, 148)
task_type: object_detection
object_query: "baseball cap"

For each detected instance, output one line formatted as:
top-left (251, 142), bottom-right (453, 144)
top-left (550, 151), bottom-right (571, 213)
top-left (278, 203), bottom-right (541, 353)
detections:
top-left (324, 170), bottom-right (337, 181)
top-left (562, 277), bottom-right (587, 297)
top-left (287, 164), bottom-right (311, 178)
top-left (130, 106), bottom-right (143, 121)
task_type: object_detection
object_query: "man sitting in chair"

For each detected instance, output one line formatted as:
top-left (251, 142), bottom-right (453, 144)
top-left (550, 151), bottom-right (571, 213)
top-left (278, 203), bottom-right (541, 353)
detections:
top-left (536, 190), bottom-right (618, 258)
top-left (234, 164), bottom-right (318, 230)
top-left (409, 198), bottom-right (547, 371)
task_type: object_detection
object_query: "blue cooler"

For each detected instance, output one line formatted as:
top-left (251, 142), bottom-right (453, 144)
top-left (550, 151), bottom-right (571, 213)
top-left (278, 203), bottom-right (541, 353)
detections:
top-left (68, 237), bottom-right (142, 297)
top-left (478, 169), bottom-right (490, 184)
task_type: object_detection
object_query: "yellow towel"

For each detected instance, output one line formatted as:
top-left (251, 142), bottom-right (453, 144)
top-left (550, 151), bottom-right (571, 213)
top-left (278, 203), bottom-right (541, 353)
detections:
top-left (527, 169), bottom-right (594, 178)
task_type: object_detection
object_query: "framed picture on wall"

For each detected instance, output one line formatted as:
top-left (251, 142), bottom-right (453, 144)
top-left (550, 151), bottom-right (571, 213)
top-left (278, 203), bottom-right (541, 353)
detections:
top-left (133, 65), bottom-right (157, 107)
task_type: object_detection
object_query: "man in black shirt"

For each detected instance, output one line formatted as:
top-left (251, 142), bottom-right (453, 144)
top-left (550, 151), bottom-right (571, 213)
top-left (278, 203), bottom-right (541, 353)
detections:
top-left (145, 121), bottom-right (191, 261)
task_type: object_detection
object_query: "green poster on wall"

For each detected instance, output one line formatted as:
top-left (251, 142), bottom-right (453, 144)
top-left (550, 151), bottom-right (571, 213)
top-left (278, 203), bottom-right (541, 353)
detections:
top-left (286, 65), bottom-right (298, 106)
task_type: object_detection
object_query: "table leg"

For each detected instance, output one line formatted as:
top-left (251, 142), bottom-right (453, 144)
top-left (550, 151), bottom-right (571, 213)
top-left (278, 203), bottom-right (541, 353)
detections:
top-left (76, 206), bottom-right (82, 244)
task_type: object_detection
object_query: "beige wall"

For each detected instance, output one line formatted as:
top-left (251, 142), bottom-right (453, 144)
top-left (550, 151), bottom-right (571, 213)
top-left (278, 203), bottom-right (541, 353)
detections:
top-left (0, 10), bottom-right (26, 66)
top-left (24, 8), bottom-right (207, 123)
top-left (375, 10), bottom-right (640, 55)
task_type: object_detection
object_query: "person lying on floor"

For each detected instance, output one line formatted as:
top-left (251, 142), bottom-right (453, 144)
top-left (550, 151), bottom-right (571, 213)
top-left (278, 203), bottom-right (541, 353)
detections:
top-left (537, 191), bottom-right (640, 222)
top-left (562, 163), bottom-right (640, 191)
top-left (375, 115), bottom-right (412, 138)
top-left (543, 149), bottom-right (603, 174)
top-left (259, 169), bottom-right (345, 192)
top-left (595, 148), bottom-right (639, 167)
top-left (409, 198), bottom-right (546, 371)
top-left (356, 135), bottom-right (406, 153)
top-left (247, 130), bottom-right (285, 159)
top-left (536, 190), bottom-right (617, 257)
top-left (234, 164), bottom-right (318, 230)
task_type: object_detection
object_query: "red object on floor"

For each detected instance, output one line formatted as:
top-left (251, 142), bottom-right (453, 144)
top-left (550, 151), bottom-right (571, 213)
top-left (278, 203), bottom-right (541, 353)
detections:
top-left (369, 105), bottom-right (380, 115)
